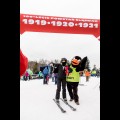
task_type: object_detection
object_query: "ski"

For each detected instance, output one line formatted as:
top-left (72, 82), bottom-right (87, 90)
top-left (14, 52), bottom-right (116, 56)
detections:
top-left (60, 98), bottom-right (76, 111)
top-left (53, 99), bottom-right (66, 113)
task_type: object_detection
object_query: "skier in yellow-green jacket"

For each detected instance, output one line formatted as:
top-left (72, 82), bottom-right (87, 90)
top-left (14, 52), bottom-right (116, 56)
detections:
top-left (66, 56), bottom-right (87, 105)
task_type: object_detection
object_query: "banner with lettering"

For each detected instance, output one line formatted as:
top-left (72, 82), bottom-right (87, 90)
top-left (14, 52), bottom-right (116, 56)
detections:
top-left (20, 14), bottom-right (100, 40)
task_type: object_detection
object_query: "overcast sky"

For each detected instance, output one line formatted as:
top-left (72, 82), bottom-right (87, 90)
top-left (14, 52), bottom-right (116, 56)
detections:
top-left (20, 0), bottom-right (100, 68)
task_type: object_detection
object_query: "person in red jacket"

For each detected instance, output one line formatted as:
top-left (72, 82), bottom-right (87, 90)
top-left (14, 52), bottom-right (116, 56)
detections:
top-left (20, 49), bottom-right (28, 77)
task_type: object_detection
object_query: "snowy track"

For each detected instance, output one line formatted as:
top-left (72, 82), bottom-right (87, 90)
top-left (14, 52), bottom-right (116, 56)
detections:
top-left (20, 77), bottom-right (100, 120)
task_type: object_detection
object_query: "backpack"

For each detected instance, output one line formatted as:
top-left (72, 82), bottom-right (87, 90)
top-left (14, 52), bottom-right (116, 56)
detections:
top-left (43, 67), bottom-right (49, 75)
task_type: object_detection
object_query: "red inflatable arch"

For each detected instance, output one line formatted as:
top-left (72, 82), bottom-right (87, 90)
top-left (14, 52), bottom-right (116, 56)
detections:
top-left (20, 14), bottom-right (100, 40)
top-left (20, 13), bottom-right (100, 76)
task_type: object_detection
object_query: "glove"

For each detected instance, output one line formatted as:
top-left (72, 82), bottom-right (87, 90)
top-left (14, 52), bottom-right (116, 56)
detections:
top-left (79, 56), bottom-right (88, 71)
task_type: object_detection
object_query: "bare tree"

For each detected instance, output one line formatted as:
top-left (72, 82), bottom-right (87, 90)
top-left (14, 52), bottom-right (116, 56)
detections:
top-left (54, 59), bottom-right (59, 63)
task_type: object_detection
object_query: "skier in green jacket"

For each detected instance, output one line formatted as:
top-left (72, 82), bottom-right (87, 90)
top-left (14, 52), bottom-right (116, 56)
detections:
top-left (66, 56), bottom-right (87, 105)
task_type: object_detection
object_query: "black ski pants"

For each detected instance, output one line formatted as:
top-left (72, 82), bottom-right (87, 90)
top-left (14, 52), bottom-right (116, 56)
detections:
top-left (66, 82), bottom-right (79, 102)
top-left (55, 77), bottom-right (67, 100)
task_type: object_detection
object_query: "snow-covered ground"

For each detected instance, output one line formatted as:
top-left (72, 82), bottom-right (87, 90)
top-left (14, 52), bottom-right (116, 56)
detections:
top-left (20, 77), bottom-right (100, 120)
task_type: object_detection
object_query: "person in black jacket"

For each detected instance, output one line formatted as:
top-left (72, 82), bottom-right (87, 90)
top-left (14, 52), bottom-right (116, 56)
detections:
top-left (53, 58), bottom-right (68, 103)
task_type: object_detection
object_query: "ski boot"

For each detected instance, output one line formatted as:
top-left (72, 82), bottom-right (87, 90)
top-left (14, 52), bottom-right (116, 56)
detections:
top-left (69, 98), bottom-right (73, 102)
top-left (55, 99), bottom-right (60, 104)
top-left (63, 98), bottom-right (67, 102)
top-left (75, 101), bottom-right (80, 105)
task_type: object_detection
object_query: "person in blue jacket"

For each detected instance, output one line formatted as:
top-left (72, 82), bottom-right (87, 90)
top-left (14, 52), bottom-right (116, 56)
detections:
top-left (43, 66), bottom-right (49, 84)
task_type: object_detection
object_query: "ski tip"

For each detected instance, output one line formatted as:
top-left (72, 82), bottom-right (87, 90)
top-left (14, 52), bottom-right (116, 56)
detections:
top-left (73, 108), bottom-right (76, 111)
top-left (62, 110), bottom-right (66, 113)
